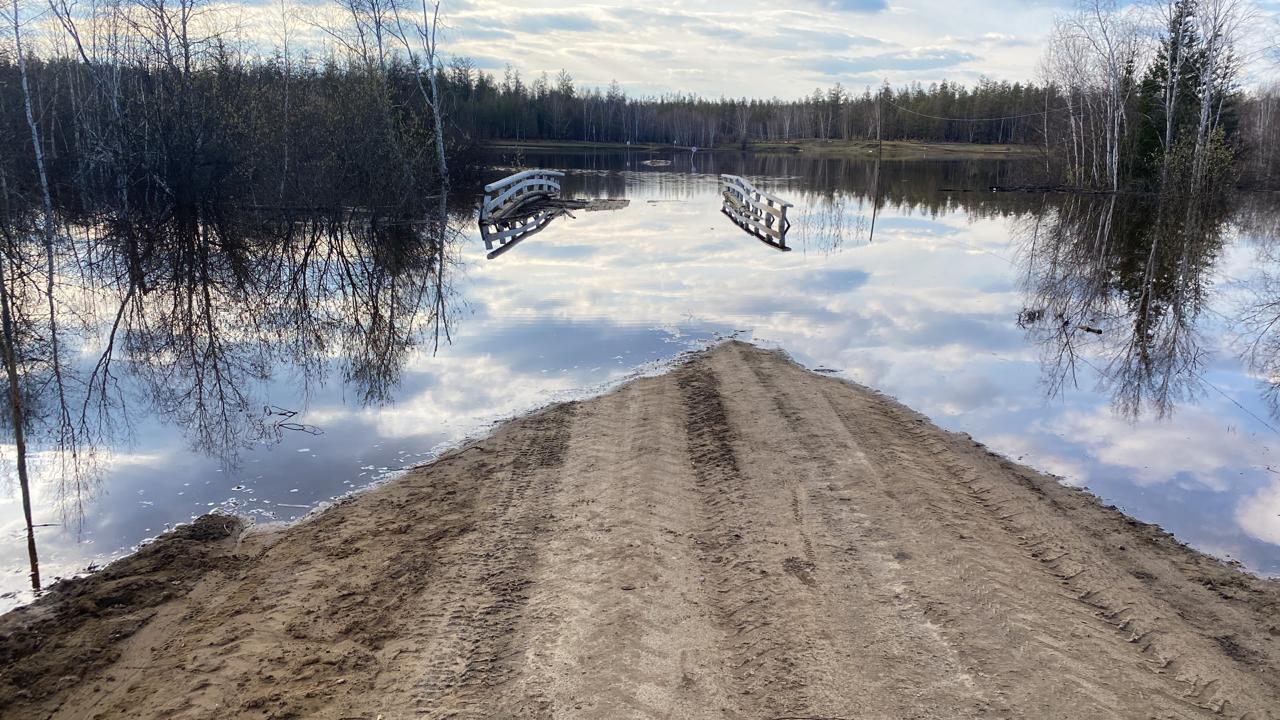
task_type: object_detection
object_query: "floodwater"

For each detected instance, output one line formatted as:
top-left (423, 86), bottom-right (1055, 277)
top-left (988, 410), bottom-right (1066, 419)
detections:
top-left (3, 148), bottom-right (1280, 609)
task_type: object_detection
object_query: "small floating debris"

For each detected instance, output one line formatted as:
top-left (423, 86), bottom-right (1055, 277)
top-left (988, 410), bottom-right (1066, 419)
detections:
top-left (640, 159), bottom-right (672, 167)
top-left (583, 198), bottom-right (630, 212)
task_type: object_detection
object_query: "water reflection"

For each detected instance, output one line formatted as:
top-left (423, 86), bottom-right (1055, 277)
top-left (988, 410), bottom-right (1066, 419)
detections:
top-left (478, 190), bottom-right (631, 261)
top-left (487, 148), bottom-right (1042, 217)
top-left (6, 150), bottom-right (1280, 611)
top-left (1230, 198), bottom-right (1280, 423)
top-left (481, 206), bottom-right (563, 259)
top-left (718, 175), bottom-right (794, 251)
top-left (1, 203), bottom-right (455, 594)
top-left (95, 209), bottom-right (454, 455)
top-left (1015, 192), bottom-right (1228, 419)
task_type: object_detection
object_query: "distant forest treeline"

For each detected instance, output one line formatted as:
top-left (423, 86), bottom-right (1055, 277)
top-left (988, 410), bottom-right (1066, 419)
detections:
top-left (441, 64), bottom-right (1277, 190)
top-left (2, 0), bottom-right (1277, 200)
top-left (453, 69), bottom-right (1055, 147)
top-left (437, 0), bottom-right (1280, 191)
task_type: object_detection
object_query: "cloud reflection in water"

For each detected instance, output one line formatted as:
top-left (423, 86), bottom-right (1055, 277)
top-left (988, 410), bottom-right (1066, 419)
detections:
top-left (5, 152), bottom-right (1280, 611)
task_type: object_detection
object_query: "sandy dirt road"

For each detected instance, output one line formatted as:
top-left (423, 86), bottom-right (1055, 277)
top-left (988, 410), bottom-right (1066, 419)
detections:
top-left (2, 341), bottom-right (1279, 719)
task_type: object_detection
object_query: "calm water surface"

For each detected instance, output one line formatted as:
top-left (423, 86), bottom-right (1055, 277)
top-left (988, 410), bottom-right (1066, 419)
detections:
top-left (4, 149), bottom-right (1280, 608)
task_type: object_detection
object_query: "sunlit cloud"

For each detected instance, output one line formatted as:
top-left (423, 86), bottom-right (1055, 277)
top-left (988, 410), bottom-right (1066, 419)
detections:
top-left (1048, 406), bottom-right (1267, 490)
top-left (1238, 478), bottom-right (1280, 545)
top-left (21, 0), bottom-right (1272, 97)
top-left (434, 0), bottom-right (1076, 96)
top-left (815, 0), bottom-right (891, 11)
top-left (796, 49), bottom-right (979, 77)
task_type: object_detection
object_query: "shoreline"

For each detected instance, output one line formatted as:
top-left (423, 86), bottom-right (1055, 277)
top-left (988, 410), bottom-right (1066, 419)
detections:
top-left (2, 340), bottom-right (1278, 717)
top-left (484, 137), bottom-right (1043, 159)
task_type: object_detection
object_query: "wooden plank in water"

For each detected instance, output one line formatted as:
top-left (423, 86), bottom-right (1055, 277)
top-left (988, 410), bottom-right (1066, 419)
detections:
top-left (719, 173), bottom-right (792, 250)
top-left (722, 203), bottom-right (784, 240)
top-left (719, 174), bottom-right (793, 209)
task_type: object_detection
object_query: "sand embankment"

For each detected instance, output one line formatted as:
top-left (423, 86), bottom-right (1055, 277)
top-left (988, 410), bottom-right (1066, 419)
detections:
top-left (2, 340), bottom-right (1279, 719)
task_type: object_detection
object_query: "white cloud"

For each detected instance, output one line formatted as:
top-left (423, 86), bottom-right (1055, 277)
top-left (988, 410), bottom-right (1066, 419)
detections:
top-left (1048, 406), bottom-right (1268, 490)
top-left (435, 0), bottom-right (1071, 96)
top-left (1238, 479), bottom-right (1280, 545)
top-left (983, 433), bottom-right (1092, 487)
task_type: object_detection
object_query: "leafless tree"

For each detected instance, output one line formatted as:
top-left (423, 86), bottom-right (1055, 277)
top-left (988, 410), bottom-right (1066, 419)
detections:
top-left (1189, 0), bottom-right (1254, 186)
top-left (0, 169), bottom-right (41, 590)
top-left (1042, 0), bottom-right (1145, 190)
top-left (1015, 190), bottom-right (1226, 419)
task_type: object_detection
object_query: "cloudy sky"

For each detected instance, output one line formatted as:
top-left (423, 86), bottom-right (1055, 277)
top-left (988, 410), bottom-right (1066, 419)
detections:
top-left (428, 0), bottom-right (1280, 98)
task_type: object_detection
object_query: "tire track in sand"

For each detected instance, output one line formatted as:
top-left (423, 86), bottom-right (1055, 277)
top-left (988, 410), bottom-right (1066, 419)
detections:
top-left (829, 388), bottom-right (1280, 719)
top-left (727, 343), bottom-right (1280, 720)
top-left (711, 342), bottom-right (995, 719)
top-left (519, 376), bottom-right (737, 719)
top-left (5, 341), bottom-right (1280, 720)
top-left (408, 403), bottom-right (577, 719)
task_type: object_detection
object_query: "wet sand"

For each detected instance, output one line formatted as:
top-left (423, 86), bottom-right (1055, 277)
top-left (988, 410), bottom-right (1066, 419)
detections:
top-left (2, 341), bottom-right (1279, 719)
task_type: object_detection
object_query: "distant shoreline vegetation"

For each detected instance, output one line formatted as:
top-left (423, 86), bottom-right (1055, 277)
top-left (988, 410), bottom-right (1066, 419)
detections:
top-left (484, 138), bottom-right (1043, 157)
top-left (446, 1), bottom-right (1276, 193)
top-left (0, 0), bottom-right (1275, 200)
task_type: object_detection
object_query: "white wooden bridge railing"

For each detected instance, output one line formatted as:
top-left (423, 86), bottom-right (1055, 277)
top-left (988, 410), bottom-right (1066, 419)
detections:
top-left (719, 174), bottom-right (793, 250)
top-left (479, 208), bottom-right (561, 259)
top-left (481, 169), bottom-right (566, 222)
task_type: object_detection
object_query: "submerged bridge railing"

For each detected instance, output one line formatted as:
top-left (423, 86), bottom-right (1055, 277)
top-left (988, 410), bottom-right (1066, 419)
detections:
top-left (719, 174), bottom-right (792, 250)
top-left (480, 169), bottom-right (565, 222)
top-left (476, 169), bottom-right (638, 260)
top-left (479, 207), bottom-right (562, 259)
top-left (478, 169), bottom-right (568, 259)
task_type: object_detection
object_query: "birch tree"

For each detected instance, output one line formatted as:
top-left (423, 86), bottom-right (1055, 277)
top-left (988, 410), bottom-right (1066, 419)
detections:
top-left (0, 168), bottom-right (41, 590)
top-left (1189, 0), bottom-right (1253, 186)
top-left (1146, 0), bottom-right (1201, 179)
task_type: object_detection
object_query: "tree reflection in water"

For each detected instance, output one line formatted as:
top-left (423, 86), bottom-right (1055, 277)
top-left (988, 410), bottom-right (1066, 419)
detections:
top-left (1, 201), bottom-right (458, 587)
top-left (6, 151), bottom-right (1280, 591)
top-left (1014, 189), bottom-right (1233, 420)
top-left (1231, 196), bottom-right (1280, 423)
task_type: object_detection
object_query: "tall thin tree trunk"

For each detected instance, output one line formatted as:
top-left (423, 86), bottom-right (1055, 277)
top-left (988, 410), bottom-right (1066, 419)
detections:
top-left (1043, 88), bottom-right (1052, 178)
top-left (1162, 4), bottom-right (1186, 182)
top-left (423, 0), bottom-right (448, 200)
top-left (0, 250), bottom-right (39, 590)
top-left (12, 0), bottom-right (71, 441)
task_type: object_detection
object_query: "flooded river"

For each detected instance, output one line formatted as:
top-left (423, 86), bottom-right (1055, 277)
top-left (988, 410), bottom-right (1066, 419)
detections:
top-left (3, 148), bottom-right (1279, 608)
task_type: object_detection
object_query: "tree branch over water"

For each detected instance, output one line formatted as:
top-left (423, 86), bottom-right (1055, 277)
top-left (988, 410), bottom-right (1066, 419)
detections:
top-left (0, 0), bottom-right (470, 589)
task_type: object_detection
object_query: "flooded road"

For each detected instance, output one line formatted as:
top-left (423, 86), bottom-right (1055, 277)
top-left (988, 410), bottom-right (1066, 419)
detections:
top-left (8, 342), bottom-right (1280, 719)
top-left (3, 149), bottom-right (1280, 608)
